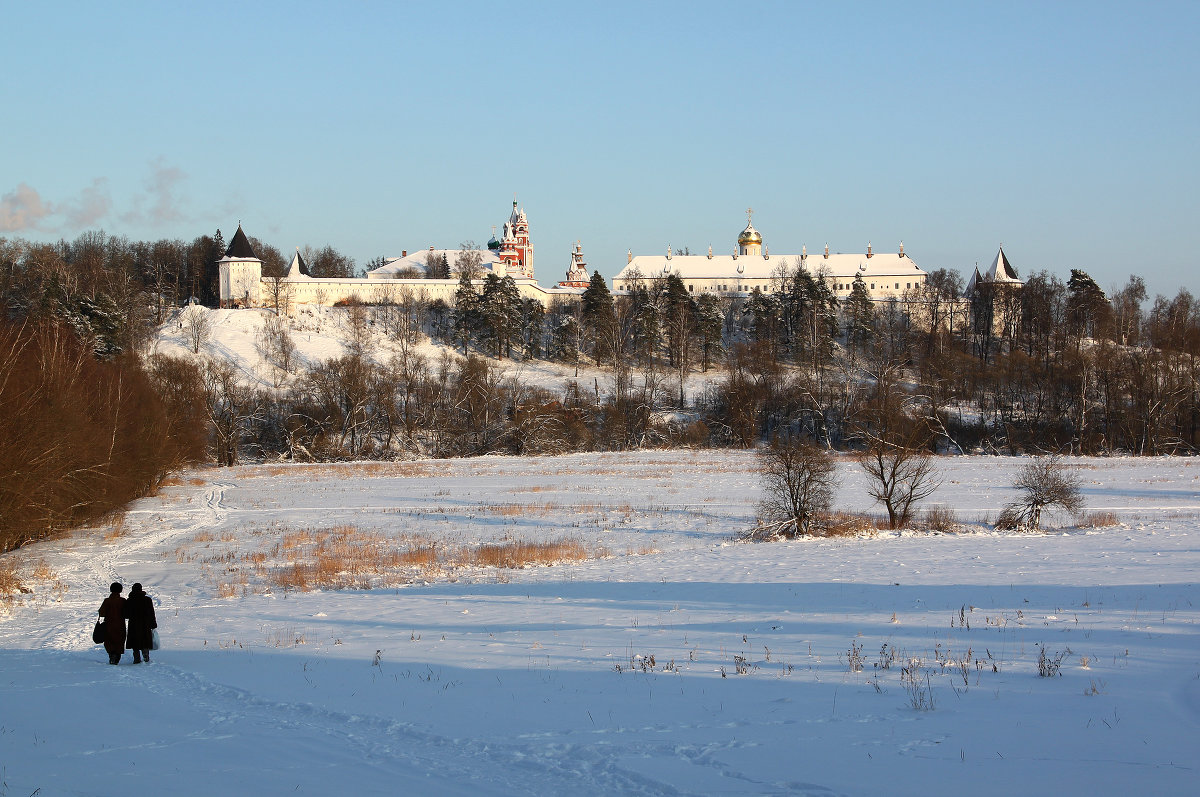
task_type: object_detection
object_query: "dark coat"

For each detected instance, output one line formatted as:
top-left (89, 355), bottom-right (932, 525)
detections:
top-left (125, 591), bottom-right (157, 651)
top-left (98, 595), bottom-right (126, 656)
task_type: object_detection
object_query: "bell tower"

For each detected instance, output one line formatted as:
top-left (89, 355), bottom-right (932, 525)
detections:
top-left (497, 198), bottom-right (534, 278)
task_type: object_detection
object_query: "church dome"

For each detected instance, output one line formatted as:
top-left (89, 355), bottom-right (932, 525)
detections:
top-left (738, 222), bottom-right (762, 246)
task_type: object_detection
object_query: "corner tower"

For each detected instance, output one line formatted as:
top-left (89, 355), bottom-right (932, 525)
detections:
top-left (218, 223), bottom-right (262, 307)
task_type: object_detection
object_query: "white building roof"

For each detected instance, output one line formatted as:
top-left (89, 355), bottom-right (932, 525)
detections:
top-left (367, 248), bottom-right (504, 279)
top-left (615, 251), bottom-right (926, 283)
top-left (964, 247), bottom-right (1023, 296)
top-left (286, 250), bottom-right (310, 279)
top-left (984, 247), bottom-right (1022, 284)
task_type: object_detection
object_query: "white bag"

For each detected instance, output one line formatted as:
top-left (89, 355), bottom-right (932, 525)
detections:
top-left (151, 629), bottom-right (161, 651)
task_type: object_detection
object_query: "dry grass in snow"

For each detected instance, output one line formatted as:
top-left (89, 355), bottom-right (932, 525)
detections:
top-left (198, 524), bottom-right (605, 595)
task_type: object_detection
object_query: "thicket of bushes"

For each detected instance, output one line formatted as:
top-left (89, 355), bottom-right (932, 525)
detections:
top-left (0, 316), bottom-right (205, 552)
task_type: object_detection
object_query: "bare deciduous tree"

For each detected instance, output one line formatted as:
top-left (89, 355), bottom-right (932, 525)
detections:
top-left (256, 314), bottom-right (297, 385)
top-left (857, 425), bottom-right (940, 529)
top-left (754, 434), bottom-right (837, 538)
top-left (203, 358), bottom-right (260, 466)
top-left (454, 241), bottom-right (484, 281)
top-left (340, 298), bottom-right (375, 361)
top-left (998, 456), bottom-right (1083, 530)
top-left (183, 305), bottom-right (211, 354)
top-left (264, 276), bottom-right (293, 316)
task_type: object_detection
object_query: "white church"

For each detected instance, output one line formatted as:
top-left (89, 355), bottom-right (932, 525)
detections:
top-left (613, 211), bottom-right (929, 300)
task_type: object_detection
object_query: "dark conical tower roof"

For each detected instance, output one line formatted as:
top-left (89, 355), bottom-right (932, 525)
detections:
top-left (224, 224), bottom-right (258, 259)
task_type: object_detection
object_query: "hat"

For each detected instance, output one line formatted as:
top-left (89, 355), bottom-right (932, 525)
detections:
top-left (110, 582), bottom-right (122, 593)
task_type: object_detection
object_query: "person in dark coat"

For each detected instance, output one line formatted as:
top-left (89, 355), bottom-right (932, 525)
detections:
top-left (98, 582), bottom-right (126, 665)
top-left (125, 582), bottom-right (158, 663)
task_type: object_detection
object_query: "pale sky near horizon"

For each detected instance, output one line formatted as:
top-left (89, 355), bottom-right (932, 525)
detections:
top-left (2, 1), bottom-right (1197, 300)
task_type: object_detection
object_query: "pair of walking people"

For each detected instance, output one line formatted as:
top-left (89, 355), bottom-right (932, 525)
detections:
top-left (97, 582), bottom-right (158, 665)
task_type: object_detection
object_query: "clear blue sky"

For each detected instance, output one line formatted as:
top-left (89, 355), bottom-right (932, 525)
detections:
top-left (3, 1), bottom-right (1197, 300)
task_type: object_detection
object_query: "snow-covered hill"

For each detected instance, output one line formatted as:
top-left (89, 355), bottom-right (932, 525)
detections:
top-left (1, 452), bottom-right (1197, 794)
top-left (150, 305), bottom-right (652, 397)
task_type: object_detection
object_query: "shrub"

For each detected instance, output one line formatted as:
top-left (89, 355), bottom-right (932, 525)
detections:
top-left (1002, 456), bottom-right (1084, 530)
top-left (755, 434), bottom-right (837, 538)
top-left (922, 505), bottom-right (959, 532)
top-left (821, 512), bottom-right (878, 537)
top-left (1078, 511), bottom-right (1118, 528)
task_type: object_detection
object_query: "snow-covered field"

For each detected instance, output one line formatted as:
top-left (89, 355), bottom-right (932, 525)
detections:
top-left (1, 451), bottom-right (1198, 795)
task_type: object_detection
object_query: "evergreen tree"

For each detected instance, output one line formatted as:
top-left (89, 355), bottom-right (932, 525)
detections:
top-left (204, 230), bottom-right (224, 306)
top-left (581, 270), bottom-right (616, 363)
top-left (551, 312), bottom-right (581, 368)
top-left (844, 275), bottom-right (875, 358)
top-left (1066, 269), bottom-right (1109, 343)
top-left (661, 273), bottom-right (695, 369)
top-left (780, 265), bottom-right (838, 369)
top-left (694, 293), bottom-right (724, 372)
top-left (452, 272), bottom-right (480, 353)
top-left (478, 274), bottom-right (522, 358)
top-left (519, 298), bottom-right (544, 359)
top-left (629, 285), bottom-right (661, 364)
top-left (743, 288), bottom-right (783, 363)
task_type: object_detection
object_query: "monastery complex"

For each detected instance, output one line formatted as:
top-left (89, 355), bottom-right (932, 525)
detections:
top-left (219, 201), bottom-right (586, 310)
top-left (615, 210), bottom-right (929, 299)
top-left (218, 201), bottom-right (1020, 310)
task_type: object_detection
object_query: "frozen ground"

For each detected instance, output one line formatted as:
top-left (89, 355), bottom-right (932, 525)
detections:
top-left (1, 451), bottom-right (1198, 795)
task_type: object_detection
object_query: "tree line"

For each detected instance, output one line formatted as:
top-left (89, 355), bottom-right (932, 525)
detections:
top-left (2, 229), bottom-right (1197, 548)
top-left (198, 258), bottom-right (1200, 468)
top-left (0, 230), bottom-right (358, 550)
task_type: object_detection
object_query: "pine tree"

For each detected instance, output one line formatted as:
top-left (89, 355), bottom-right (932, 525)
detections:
top-left (478, 274), bottom-right (522, 357)
top-left (452, 272), bottom-right (480, 353)
top-left (661, 273), bottom-right (695, 369)
top-left (519, 298), bottom-right (544, 359)
top-left (581, 270), bottom-right (616, 363)
top-left (204, 230), bottom-right (225, 306)
top-left (694, 293), bottom-right (723, 372)
top-left (743, 288), bottom-right (782, 364)
top-left (551, 313), bottom-right (581, 367)
top-left (1066, 269), bottom-right (1109, 342)
top-left (629, 285), bottom-right (661, 365)
top-left (844, 275), bottom-right (875, 358)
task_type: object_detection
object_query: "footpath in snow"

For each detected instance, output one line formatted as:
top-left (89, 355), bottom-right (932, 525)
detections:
top-left (1, 451), bottom-right (1197, 795)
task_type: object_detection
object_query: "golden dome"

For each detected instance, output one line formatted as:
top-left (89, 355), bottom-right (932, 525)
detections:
top-left (738, 223), bottom-right (762, 245)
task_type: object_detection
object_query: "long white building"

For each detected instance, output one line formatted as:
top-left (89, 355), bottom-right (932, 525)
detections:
top-left (613, 212), bottom-right (927, 300)
top-left (218, 202), bottom-right (585, 311)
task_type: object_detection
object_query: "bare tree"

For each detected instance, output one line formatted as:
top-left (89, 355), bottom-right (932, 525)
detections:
top-left (263, 276), bottom-right (293, 316)
top-left (203, 358), bottom-right (260, 466)
top-left (256, 314), bottom-right (297, 385)
top-left (998, 456), bottom-right (1083, 530)
top-left (183, 305), bottom-right (211, 354)
top-left (857, 420), bottom-right (941, 529)
top-left (340, 298), bottom-right (375, 361)
top-left (454, 241), bottom-right (484, 281)
top-left (377, 286), bottom-right (426, 360)
top-left (754, 434), bottom-right (837, 538)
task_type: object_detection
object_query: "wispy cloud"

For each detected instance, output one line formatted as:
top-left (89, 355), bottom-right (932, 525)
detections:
top-left (0, 183), bottom-right (55, 232)
top-left (2, 160), bottom-right (191, 234)
top-left (62, 178), bottom-right (113, 229)
top-left (123, 158), bottom-right (186, 225)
